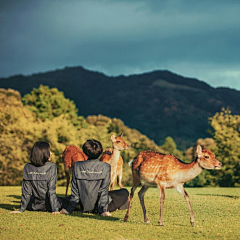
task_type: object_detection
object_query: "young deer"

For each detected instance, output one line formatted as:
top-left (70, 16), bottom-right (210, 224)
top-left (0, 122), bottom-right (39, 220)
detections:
top-left (100, 134), bottom-right (130, 190)
top-left (62, 145), bottom-right (88, 196)
top-left (124, 145), bottom-right (222, 226)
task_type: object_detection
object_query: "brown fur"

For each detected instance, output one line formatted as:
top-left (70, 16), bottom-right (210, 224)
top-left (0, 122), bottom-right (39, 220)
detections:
top-left (62, 145), bottom-right (88, 196)
top-left (100, 134), bottom-right (129, 190)
top-left (124, 145), bottom-right (222, 226)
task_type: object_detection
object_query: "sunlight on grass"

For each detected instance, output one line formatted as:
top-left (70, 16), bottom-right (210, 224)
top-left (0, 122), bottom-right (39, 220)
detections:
top-left (0, 187), bottom-right (239, 240)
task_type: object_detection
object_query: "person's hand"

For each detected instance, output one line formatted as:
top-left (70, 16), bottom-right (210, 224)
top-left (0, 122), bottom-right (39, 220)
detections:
top-left (101, 211), bottom-right (112, 217)
top-left (51, 211), bottom-right (60, 215)
top-left (60, 208), bottom-right (69, 214)
top-left (10, 210), bottom-right (22, 214)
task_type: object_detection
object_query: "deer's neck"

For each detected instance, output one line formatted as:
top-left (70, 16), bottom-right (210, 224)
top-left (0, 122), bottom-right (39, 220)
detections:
top-left (179, 160), bottom-right (203, 183)
top-left (110, 148), bottom-right (120, 164)
top-left (109, 148), bottom-right (120, 173)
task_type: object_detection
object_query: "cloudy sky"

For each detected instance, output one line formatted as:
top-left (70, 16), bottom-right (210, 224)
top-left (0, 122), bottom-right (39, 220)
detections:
top-left (1, 0), bottom-right (240, 90)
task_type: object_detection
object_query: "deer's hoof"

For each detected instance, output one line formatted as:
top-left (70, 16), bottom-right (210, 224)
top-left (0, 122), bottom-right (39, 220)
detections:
top-left (191, 221), bottom-right (194, 227)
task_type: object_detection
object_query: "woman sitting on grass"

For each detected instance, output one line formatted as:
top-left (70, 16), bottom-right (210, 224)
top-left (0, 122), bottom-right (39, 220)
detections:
top-left (10, 141), bottom-right (68, 214)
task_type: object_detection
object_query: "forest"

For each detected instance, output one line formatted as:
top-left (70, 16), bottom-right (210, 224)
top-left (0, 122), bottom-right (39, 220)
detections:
top-left (2, 66), bottom-right (240, 150)
top-left (0, 85), bottom-right (239, 187)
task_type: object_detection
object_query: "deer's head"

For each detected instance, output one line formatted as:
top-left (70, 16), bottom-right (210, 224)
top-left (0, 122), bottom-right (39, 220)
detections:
top-left (110, 133), bottom-right (130, 151)
top-left (196, 145), bottom-right (222, 170)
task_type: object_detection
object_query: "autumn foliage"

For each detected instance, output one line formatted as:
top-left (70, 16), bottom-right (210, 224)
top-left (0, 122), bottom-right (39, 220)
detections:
top-left (0, 86), bottom-right (239, 187)
top-left (0, 87), bottom-right (165, 186)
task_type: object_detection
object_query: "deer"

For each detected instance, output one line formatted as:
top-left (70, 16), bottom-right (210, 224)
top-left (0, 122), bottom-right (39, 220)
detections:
top-left (124, 145), bottom-right (222, 226)
top-left (100, 133), bottom-right (130, 190)
top-left (62, 145), bottom-right (88, 196)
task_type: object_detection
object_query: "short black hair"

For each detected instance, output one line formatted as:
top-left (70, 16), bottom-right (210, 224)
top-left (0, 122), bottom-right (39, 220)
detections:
top-left (82, 139), bottom-right (103, 159)
top-left (30, 141), bottom-right (50, 167)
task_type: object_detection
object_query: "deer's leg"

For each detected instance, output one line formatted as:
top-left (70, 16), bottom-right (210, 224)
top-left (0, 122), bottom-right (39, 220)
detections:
top-left (110, 181), bottom-right (114, 191)
top-left (138, 185), bottom-right (150, 224)
top-left (65, 171), bottom-right (70, 197)
top-left (117, 168), bottom-right (123, 189)
top-left (124, 175), bottom-right (140, 222)
top-left (157, 184), bottom-right (165, 226)
top-left (110, 172), bottom-right (117, 191)
top-left (176, 184), bottom-right (194, 226)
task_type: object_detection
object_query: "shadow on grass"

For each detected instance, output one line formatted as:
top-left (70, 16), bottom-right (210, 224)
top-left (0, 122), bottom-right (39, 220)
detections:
top-left (196, 194), bottom-right (239, 199)
top-left (7, 195), bottom-right (22, 200)
top-left (57, 194), bottom-right (68, 198)
top-left (0, 203), bottom-right (19, 210)
top-left (0, 205), bottom-right (122, 222)
top-left (69, 211), bottom-right (121, 222)
top-left (0, 195), bottom-right (21, 210)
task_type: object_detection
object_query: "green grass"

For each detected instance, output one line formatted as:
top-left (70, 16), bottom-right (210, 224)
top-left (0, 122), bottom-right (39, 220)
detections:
top-left (0, 187), bottom-right (239, 240)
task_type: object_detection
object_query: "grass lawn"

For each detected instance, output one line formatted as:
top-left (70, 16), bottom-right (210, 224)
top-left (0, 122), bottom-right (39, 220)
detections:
top-left (0, 186), bottom-right (239, 240)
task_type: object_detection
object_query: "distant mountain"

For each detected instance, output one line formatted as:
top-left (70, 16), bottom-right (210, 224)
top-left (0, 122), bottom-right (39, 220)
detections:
top-left (1, 66), bottom-right (240, 149)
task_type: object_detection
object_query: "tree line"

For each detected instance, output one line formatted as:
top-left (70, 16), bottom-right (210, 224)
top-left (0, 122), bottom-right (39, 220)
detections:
top-left (0, 85), bottom-right (239, 187)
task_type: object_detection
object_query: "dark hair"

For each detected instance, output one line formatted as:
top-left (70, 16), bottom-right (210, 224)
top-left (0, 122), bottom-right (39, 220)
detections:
top-left (30, 141), bottom-right (51, 167)
top-left (82, 139), bottom-right (103, 159)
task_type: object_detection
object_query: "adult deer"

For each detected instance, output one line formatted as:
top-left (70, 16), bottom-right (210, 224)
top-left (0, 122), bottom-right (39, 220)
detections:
top-left (124, 145), bottom-right (222, 226)
top-left (100, 134), bottom-right (130, 190)
top-left (62, 145), bottom-right (88, 196)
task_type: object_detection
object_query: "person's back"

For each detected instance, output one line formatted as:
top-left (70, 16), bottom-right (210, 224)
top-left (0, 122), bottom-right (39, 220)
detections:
top-left (10, 141), bottom-right (68, 215)
top-left (21, 161), bottom-right (59, 212)
top-left (69, 159), bottom-right (111, 213)
top-left (61, 139), bottom-right (129, 216)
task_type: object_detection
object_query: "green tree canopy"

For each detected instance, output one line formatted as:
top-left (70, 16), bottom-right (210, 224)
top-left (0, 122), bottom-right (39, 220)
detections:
top-left (22, 85), bottom-right (80, 125)
top-left (0, 88), bottom-right (167, 186)
top-left (209, 108), bottom-right (240, 187)
top-left (161, 136), bottom-right (183, 159)
top-left (0, 88), bottom-right (83, 185)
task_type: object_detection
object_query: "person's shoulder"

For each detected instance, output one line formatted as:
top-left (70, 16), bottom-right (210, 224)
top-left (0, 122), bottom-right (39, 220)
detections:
top-left (23, 163), bottom-right (32, 170)
top-left (97, 161), bottom-right (110, 170)
top-left (24, 163), bottom-right (32, 167)
top-left (73, 160), bottom-right (87, 170)
top-left (44, 162), bottom-right (57, 171)
top-left (23, 163), bottom-right (35, 169)
top-left (74, 160), bottom-right (85, 166)
top-left (45, 161), bottom-right (56, 167)
top-left (48, 161), bottom-right (56, 166)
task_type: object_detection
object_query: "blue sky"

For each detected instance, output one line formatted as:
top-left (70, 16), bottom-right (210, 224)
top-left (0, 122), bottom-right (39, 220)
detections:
top-left (1, 0), bottom-right (240, 90)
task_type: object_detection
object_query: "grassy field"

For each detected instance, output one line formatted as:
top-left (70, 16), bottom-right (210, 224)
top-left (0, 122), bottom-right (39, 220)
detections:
top-left (0, 186), bottom-right (239, 240)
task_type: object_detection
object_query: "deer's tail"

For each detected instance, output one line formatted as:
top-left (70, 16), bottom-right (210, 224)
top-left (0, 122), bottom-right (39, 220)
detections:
top-left (129, 153), bottom-right (145, 171)
top-left (128, 159), bottom-right (134, 168)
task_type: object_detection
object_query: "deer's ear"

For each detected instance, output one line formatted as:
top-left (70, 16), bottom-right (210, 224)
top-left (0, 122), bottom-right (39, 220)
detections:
top-left (119, 133), bottom-right (123, 137)
top-left (110, 134), bottom-right (116, 142)
top-left (196, 145), bottom-right (202, 157)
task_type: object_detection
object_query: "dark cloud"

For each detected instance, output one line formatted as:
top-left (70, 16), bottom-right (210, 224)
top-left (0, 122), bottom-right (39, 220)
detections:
top-left (0, 0), bottom-right (239, 90)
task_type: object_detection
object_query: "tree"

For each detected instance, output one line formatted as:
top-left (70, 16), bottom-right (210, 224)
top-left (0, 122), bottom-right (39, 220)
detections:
top-left (2, 85), bottom-right (174, 186)
top-left (161, 136), bottom-right (183, 159)
top-left (209, 108), bottom-right (240, 187)
top-left (0, 89), bottom-right (39, 185)
top-left (22, 85), bottom-right (80, 125)
top-left (0, 88), bottom-right (86, 186)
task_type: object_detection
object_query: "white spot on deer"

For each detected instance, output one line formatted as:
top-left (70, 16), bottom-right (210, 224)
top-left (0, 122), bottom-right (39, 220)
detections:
top-left (124, 145), bottom-right (222, 227)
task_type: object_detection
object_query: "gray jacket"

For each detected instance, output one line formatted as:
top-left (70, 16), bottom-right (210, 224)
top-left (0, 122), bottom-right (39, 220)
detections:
top-left (67, 159), bottom-right (111, 214)
top-left (19, 162), bottom-right (61, 212)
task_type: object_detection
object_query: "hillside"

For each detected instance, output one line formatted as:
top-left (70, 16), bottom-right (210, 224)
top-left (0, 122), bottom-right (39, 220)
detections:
top-left (1, 66), bottom-right (240, 149)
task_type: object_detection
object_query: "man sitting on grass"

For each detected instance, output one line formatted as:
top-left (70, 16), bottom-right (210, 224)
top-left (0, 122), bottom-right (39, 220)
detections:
top-left (60, 139), bottom-right (129, 216)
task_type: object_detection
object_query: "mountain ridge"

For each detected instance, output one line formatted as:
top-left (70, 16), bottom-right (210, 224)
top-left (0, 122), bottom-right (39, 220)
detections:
top-left (1, 66), bottom-right (239, 149)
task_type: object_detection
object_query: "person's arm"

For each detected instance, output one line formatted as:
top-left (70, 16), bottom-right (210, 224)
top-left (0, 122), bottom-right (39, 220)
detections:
top-left (10, 180), bottom-right (32, 213)
top-left (48, 165), bottom-right (60, 213)
top-left (64, 165), bottom-right (80, 214)
top-left (97, 164), bottom-right (111, 215)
